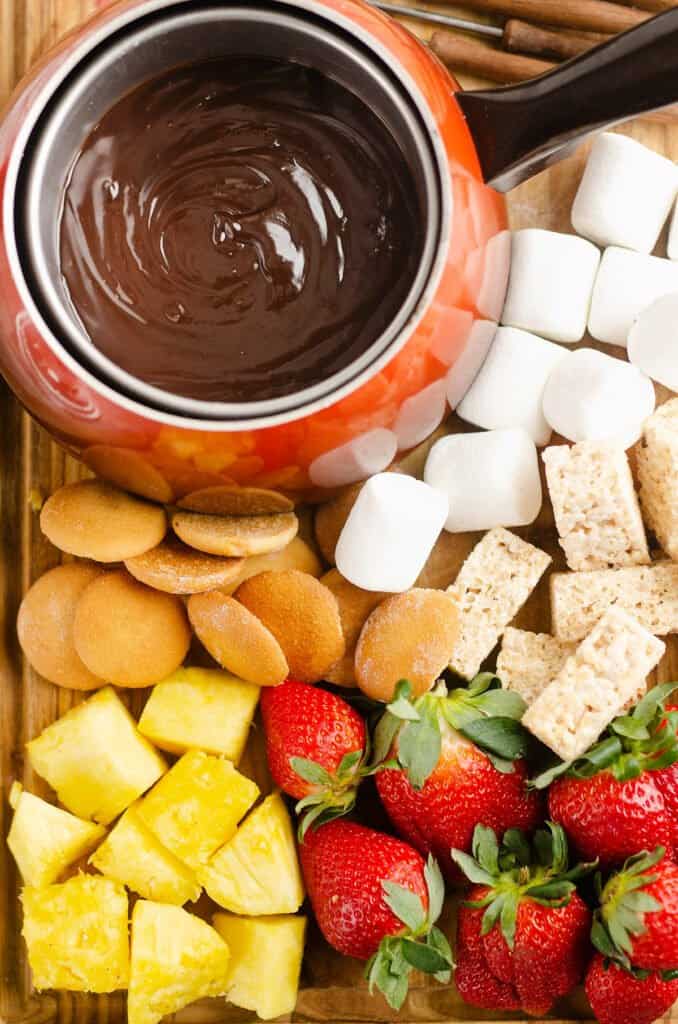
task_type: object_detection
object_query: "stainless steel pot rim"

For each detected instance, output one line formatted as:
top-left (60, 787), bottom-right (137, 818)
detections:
top-left (5, 0), bottom-right (453, 430)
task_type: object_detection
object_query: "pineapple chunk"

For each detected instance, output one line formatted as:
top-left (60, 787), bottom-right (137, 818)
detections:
top-left (138, 667), bottom-right (259, 761)
top-left (137, 750), bottom-right (259, 869)
top-left (128, 900), bottom-right (231, 1024)
top-left (22, 874), bottom-right (128, 991)
top-left (198, 792), bottom-right (304, 914)
top-left (26, 686), bottom-right (166, 824)
top-left (213, 913), bottom-right (306, 1020)
top-left (90, 804), bottom-right (200, 905)
top-left (8, 782), bottom-right (106, 887)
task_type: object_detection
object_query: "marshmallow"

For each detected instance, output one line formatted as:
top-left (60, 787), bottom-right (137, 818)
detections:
top-left (424, 429), bottom-right (542, 533)
top-left (571, 132), bottom-right (678, 255)
top-left (668, 197), bottom-right (678, 260)
top-left (628, 294), bottom-right (678, 392)
top-left (309, 428), bottom-right (397, 488)
top-left (335, 473), bottom-right (448, 592)
top-left (393, 380), bottom-right (448, 451)
top-left (457, 326), bottom-right (565, 446)
top-left (501, 229), bottom-right (600, 343)
top-left (542, 348), bottom-right (656, 449)
top-left (445, 319), bottom-right (497, 410)
top-left (588, 246), bottom-right (678, 348)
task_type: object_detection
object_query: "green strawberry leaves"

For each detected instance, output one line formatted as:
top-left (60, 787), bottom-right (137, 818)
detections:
top-left (592, 847), bottom-right (666, 970)
top-left (531, 683), bottom-right (678, 790)
top-left (292, 747), bottom-right (366, 841)
top-left (452, 823), bottom-right (596, 950)
top-left (382, 881), bottom-right (427, 932)
top-left (372, 675), bottom-right (530, 790)
top-left (365, 854), bottom-right (454, 1010)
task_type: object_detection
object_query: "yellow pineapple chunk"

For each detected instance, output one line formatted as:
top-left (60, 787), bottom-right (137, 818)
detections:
top-left (22, 874), bottom-right (128, 991)
top-left (7, 782), bottom-right (106, 887)
top-left (137, 750), bottom-right (259, 869)
top-left (198, 792), bottom-right (304, 914)
top-left (89, 804), bottom-right (200, 905)
top-left (138, 667), bottom-right (259, 761)
top-left (26, 686), bottom-right (166, 824)
top-left (213, 913), bottom-right (306, 1020)
top-left (128, 900), bottom-right (230, 1024)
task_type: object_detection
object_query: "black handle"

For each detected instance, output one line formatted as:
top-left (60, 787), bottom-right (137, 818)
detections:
top-left (456, 8), bottom-right (678, 192)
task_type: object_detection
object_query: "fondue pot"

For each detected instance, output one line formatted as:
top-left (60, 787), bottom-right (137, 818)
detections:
top-left (0, 0), bottom-right (677, 501)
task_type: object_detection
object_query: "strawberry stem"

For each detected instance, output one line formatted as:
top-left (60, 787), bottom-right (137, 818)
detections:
top-left (531, 683), bottom-right (678, 790)
top-left (365, 855), bottom-right (454, 1009)
top-left (371, 676), bottom-right (531, 790)
top-left (452, 823), bottom-right (596, 950)
top-left (592, 847), bottom-right (666, 969)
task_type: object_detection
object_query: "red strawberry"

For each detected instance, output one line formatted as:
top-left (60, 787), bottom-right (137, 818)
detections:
top-left (585, 954), bottom-right (678, 1024)
top-left (260, 680), bottom-right (366, 835)
top-left (538, 684), bottom-right (678, 868)
top-left (374, 677), bottom-right (542, 877)
top-left (592, 848), bottom-right (678, 973)
top-left (299, 819), bottom-right (453, 1009)
top-left (453, 823), bottom-right (593, 1016)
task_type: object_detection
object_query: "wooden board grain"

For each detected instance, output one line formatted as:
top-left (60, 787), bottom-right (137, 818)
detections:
top-left (1, 3), bottom-right (677, 1024)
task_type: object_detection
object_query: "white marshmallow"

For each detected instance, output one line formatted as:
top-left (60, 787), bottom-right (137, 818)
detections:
top-left (628, 293), bottom-right (678, 392)
top-left (309, 428), bottom-right (397, 488)
top-left (571, 133), bottom-right (678, 255)
top-left (445, 319), bottom-right (497, 410)
top-left (457, 326), bottom-right (565, 446)
top-left (393, 379), bottom-right (448, 451)
top-left (542, 348), bottom-right (656, 449)
top-left (501, 229), bottom-right (600, 344)
top-left (588, 246), bottom-right (678, 348)
top-left (424, 428), bottom-right (542, 533)
top-left (335, 473), bottom-right (448, 592)
top-left (668, 197), bottom-right (678, 260)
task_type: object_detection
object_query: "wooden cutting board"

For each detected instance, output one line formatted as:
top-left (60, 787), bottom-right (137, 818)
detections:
top-left (0, 3), bottom-right (677, 1023)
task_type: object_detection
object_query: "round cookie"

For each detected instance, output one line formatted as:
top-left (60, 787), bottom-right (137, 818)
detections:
top-left (83, 446), bottom-right (174, 504)
top-left (178, 485), bottom-right (294, 516)
top-left (235, 569), bottom-right (345, 684)
top-left (320, 569), bottom-right (386, 687)
top-left (73, 570), bottom-right (191, 687)
top-left (220, 537), bottom-right (322, 595)
top-left (17, 563), bottom-right (105, 690)
top-left (40, 480), bottom-right (167, 562)
top-left (188, 591), bottom-right (288, 687)
top-left (125, 538), bottom-right (244, 594)
top-left (172, 510), bottom-right (298, 557)
top-left (355, 588), bottom-right (459, 701)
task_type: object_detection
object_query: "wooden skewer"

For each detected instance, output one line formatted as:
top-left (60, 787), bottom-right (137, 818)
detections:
top-left (430, 29), bottom-right (678, 122)
top-left (375, 3), bottom-right (609, 57)
top-left (431, 30), bottom-right (555, 80)
top-left (616, 0), bottom-right (676, 10)
top-left (446, 0), bottom-right (647, 34)
top-left (503, 19), bottom-right (608, 57)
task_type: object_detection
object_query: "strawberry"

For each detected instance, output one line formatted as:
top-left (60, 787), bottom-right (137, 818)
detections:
top-left (592, 848), bottom-right (678, 973)
top-left (534, 683), bottom-right (678, 867)
top-left (299, 819), bottom-right (453, 1009)
top-left (260, 680), bottom-right (367, 836)
top-left (585, 954), bottom-right (678, 1024)
top-left (453, 823), bottom-right (593, 1016)
top-left (373, 676), bottom-right (543, 877)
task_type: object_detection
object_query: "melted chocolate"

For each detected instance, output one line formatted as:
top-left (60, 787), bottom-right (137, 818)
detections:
top-left (59, 58), bottom-right (423, 404)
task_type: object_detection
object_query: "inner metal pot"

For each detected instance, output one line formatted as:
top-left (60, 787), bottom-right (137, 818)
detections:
top-left (17, 0), bottom-right (447, 421)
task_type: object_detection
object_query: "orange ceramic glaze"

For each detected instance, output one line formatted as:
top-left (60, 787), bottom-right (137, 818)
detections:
top-left (0, 0), bottom-right (508, 499)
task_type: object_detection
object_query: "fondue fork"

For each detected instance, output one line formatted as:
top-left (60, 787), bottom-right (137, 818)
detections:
top-left (371, 3), bottom-right (608, 59)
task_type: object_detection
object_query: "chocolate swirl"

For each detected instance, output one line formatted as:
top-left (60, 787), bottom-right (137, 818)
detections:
top-left (59, 58), bottom-right (423, 403)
